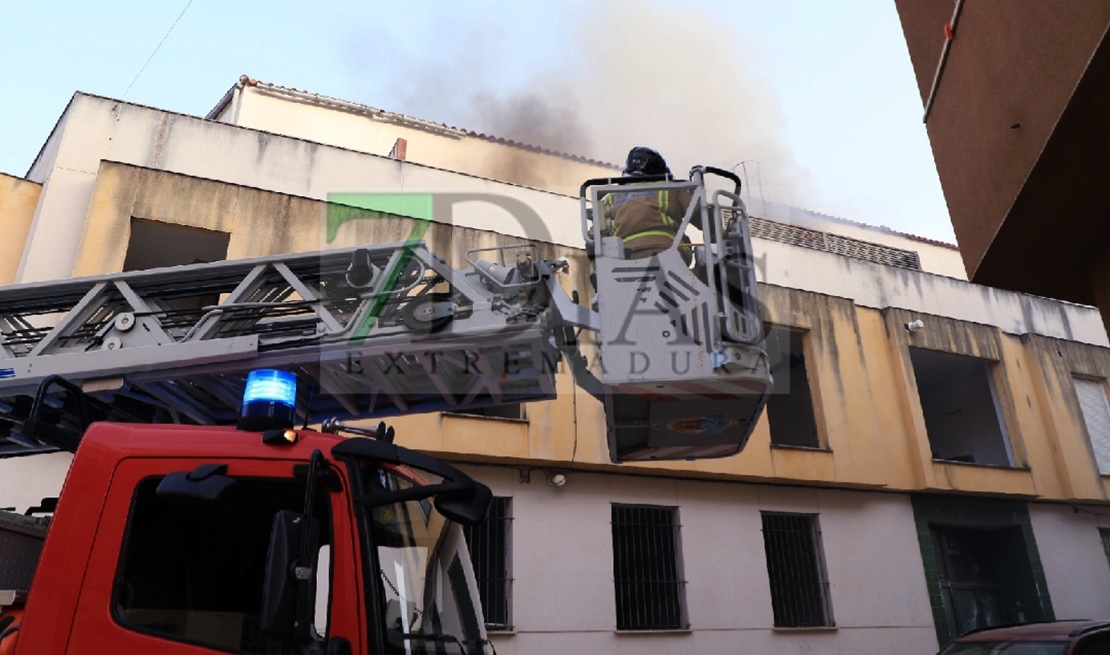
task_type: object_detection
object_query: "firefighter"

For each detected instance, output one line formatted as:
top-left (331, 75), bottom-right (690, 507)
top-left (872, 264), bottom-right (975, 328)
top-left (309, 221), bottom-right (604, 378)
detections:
top-left (601, 147), bottom-right (696, 260)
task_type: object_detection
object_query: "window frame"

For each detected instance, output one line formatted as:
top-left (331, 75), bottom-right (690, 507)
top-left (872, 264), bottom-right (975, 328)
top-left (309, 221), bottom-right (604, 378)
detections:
top-left (760, 511), bottom-right (835, 629)
top-left (763, 325), bottom-right (824, 450)
top-left (1072, 375), bottom-right (1110, 476)
top-left (908, 346), bottom-right (1017, 468)
top-left (610, 503), bottom-right (688, 632)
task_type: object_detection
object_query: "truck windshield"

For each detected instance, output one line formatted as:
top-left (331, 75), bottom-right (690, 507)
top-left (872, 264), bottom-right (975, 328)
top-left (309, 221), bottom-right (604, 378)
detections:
top-left (357, 465), bottom-right (489, 655)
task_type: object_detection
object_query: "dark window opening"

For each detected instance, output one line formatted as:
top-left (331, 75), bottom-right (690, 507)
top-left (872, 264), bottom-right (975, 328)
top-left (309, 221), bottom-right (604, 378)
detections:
top-left (445, 404), bottom-right (524, 420)
top-left (611, 504), bottom-right (686, 631)
top-left (123, 218), bottom-right (230, 272)
top-left (123, 218), bottom-right (231, 312)
top-left (765, 326), bottom-right (820, 448)
top-left (930, 524), bottom-right (1038, 637)
top-left (114, 476), bottom-right (331, 654)
top-left (462, 496), bottom-right (512, 630)
top-left (910, 348), bottom-right (1013, 466)
top-left (761, 512), bottom-right (833, 627)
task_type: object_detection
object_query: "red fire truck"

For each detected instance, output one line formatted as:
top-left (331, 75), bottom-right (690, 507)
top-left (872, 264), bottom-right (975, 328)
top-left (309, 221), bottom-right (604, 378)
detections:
top-left (0, 168), bottom-right (769, 653)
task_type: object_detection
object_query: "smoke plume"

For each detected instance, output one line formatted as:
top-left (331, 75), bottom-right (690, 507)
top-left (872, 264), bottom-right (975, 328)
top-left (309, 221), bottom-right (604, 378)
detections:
top-left (347, 0), bottom-right (813, 205)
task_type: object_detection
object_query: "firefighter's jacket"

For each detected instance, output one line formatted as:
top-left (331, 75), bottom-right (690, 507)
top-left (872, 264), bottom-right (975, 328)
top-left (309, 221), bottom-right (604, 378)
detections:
top-left (601, 186), bottom-right (695, 260)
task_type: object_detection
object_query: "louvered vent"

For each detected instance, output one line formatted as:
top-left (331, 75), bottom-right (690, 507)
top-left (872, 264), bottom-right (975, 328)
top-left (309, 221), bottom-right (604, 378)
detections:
top-left (750, 216), bottom-right (921, 271)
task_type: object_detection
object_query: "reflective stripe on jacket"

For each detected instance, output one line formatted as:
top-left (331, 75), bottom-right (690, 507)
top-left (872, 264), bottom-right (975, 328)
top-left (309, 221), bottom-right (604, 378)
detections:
top-left (601, 186), bottom-right (692, 246)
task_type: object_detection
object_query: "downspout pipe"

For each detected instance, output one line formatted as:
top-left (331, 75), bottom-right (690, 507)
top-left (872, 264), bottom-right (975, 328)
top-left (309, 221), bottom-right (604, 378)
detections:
top-left (923, 0), bottom-right (966, 123)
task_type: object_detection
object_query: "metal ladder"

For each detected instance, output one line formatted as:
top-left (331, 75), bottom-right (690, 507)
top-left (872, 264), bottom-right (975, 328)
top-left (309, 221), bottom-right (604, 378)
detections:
top-left (0, 241), bottom-right (565, 456)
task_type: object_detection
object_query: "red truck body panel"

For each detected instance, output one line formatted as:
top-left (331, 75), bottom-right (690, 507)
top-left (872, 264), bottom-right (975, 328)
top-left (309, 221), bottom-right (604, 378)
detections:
top-left (14, 423), bottom-right (365, 655)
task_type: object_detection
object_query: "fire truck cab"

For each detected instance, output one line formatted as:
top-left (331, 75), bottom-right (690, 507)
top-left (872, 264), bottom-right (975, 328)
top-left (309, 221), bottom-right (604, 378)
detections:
top-left (1, 421), bottom-right (492, 655)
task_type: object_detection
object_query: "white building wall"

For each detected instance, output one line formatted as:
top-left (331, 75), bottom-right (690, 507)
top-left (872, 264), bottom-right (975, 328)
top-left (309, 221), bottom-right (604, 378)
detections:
top-left (466, 465), bottom-right (939, 655)
top-left (756, 237), bottom-right (1108, 347)
top-left (753, 198), bottom-right (967, 280)
top-left (1028, 502), bottom-right (1110, 619)
top-left (18, 94), bottom-right (587, 283)
top-left (0, 452), bottom-right (71, 513)
top-left (218, 82), bottom-right (619, 198)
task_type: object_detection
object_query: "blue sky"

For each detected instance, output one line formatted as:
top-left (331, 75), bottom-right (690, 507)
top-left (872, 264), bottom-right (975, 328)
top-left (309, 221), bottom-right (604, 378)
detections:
top-left (0, 1), bottom-right (955, 242)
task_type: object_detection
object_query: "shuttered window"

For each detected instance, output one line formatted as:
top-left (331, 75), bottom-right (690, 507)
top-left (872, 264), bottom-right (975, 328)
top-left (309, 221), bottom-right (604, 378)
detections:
top-left (1074, 377), bottom-right (1110, 475)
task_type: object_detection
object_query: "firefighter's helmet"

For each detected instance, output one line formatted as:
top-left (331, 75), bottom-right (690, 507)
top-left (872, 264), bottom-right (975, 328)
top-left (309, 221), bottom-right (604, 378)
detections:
top-left (624, 147), bottom-right (670, 176)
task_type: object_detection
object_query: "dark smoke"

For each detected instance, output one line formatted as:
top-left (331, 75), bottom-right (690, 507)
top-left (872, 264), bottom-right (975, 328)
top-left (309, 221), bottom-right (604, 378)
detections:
top-left (345, 0), bottom-right (813, 205)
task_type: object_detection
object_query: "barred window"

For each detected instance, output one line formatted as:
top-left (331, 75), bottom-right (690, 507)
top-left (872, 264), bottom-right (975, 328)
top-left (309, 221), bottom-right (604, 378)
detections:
top-left (611, 504), bottom-right (687, 631)
top-left (463, 496), bottom-right (512, 630)
top-left (761, 512), bottom-right (834, 627)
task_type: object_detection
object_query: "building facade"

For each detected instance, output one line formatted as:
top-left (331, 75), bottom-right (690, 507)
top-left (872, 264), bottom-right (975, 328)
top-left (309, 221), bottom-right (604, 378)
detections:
top-left (895, 2), bottom-right (1110, 334)
top-left (4, 80), bottom-right (1110, 652)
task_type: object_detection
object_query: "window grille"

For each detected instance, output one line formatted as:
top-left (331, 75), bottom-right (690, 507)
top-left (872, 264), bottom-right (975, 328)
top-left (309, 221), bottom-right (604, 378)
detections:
top-left (1073, 377), bottom-right (1110, 475)
top-left (611, 504), bottom-right (686, 630)
top-left (463, 496), bottom-right (512, 629)
top-left (749, 216), bottom-right (921, 270)
top-left (761, 512), bottom-right (833, 627)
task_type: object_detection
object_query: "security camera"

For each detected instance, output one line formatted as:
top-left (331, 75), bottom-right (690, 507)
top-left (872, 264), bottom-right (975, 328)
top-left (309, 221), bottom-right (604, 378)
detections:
top-left (546, 472), bottom-right (567, 488)
top-left (905, 319), bottom-right (924, 333)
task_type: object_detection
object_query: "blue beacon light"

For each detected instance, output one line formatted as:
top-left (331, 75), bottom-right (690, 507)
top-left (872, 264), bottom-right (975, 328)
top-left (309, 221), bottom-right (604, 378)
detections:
top-left (238, 369), bottom-right (297, 431)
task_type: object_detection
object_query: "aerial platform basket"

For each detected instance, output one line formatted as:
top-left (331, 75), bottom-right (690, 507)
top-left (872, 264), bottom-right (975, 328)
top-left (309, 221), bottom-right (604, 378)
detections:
top-left (580, 166), bottom-right (772, 462)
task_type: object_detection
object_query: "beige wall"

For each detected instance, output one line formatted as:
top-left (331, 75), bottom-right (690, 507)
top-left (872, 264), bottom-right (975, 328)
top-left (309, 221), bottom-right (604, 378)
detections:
top-left (0, 173), bottom-right (41, 284)
top-left (9, 88), bottom-right (1110, 502)
top-left (20, 93), bottom-right (590, 284)
top-left (216, 81), bottom-right (619, 197)
top-left (56, 160), bottom-right (1110, 503)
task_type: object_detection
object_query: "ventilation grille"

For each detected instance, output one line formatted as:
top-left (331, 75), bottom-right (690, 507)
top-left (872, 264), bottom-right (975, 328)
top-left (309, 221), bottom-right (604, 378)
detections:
top-left (750, 216), bottom-right (921, 271)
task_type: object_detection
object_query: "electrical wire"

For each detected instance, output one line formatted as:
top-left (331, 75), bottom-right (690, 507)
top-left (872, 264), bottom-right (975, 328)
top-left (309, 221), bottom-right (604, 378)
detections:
top-left (1070, 504), bottom-right (1110, 519)
top-left (122, 0), bottom-right (193, 99)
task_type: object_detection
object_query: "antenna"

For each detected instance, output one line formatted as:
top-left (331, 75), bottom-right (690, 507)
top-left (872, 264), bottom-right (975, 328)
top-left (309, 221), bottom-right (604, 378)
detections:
top-left (739, 160), bottom-right (766, 211)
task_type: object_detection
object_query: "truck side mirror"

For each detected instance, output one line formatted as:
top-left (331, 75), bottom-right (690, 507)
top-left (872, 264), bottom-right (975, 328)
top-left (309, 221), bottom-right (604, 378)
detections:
top-left (261, 510), bottom-right (320, 638)
top-left (433, 481), bottom-right (493, 526)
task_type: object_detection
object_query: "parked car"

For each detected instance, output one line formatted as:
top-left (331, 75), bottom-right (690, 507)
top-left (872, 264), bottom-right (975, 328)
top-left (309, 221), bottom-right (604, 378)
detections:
top-left (938, 621), bottom-right (1110, 655)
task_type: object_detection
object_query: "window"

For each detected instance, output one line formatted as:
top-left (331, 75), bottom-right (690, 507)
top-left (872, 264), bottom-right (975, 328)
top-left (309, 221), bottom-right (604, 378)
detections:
top-left (910, 348), bottom-right (1014, 466)
top-left (765, 327), bottom-right (820, 448)
top-left (462, 496), bottom-right (513, 630)
top-left (123, 218), bottom-right (230, 272)
top-left (114, 476), bottom-right (331, 653)
top-left (1073, 377), bottom-right (1110, 475)
top-left (761, 512), bottom-right (833, 627)
top-left (611, 504), bottom-right (686, 630)
top-left (123, 218), bottom-right (230, 312)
